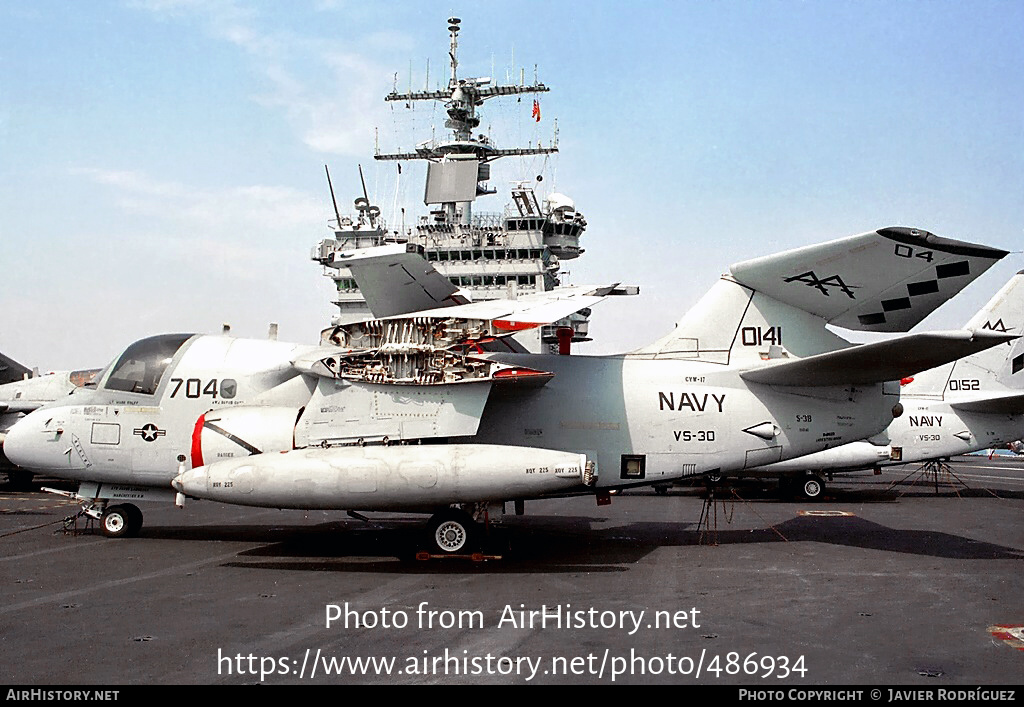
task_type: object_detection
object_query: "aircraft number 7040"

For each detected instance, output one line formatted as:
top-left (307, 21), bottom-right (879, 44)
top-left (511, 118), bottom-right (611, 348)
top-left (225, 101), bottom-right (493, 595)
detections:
top-left (168, 378), bottom-right (237, 399)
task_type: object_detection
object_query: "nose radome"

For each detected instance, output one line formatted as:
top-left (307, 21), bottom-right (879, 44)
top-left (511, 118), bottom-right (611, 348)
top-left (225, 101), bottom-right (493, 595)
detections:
top-left (3, 409), bottom-right (60, 471)
top-left (3, 413), bottom-right (38, 469)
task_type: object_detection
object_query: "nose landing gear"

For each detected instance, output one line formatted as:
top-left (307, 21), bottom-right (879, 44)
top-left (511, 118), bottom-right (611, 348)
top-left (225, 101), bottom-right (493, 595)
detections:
top-left (100, 503), bottom-right (144, 538)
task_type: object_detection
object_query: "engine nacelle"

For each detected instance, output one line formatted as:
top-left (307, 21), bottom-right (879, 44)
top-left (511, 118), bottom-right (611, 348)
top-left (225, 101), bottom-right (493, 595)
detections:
top-left (191, 406), bottom-right (301, 467)
top-left (175, 444), bottom-right (593, 511)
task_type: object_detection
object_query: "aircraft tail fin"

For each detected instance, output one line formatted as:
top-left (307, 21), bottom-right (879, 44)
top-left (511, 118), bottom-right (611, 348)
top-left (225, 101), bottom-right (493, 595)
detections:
top-left (935, 326), bottom-right (1024, 407)
top-left (0, 352), bottom-right (31, 385)
top-left (632, 228), bottom-right (1007, 363)
top-left (998, 337), bottom-right (1024, 388)
top-left (731, 228), bottom-right (1007, 331)
top-left (959, 270), bottom-right (1024, 375)
top-left (905, 271), bottom-right (1024, 396)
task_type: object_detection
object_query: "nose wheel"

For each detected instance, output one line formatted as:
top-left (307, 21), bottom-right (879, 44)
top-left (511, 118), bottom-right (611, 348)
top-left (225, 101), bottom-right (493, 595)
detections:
top-left (100, 504), bottom-right (144, 538)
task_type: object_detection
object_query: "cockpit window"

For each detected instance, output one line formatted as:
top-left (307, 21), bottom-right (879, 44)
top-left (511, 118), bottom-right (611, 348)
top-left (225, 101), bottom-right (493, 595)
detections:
top-left (70, 368), bottom-right (103, 388)
top-left (104, 334), bottom-right (194, 395)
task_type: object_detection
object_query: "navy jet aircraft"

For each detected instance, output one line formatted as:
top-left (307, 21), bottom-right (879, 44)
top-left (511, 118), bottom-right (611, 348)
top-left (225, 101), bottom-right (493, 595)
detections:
top-left (3, 228), bottom-right (1013, 553)
top-left (0, 363), bottom-right (100, 487)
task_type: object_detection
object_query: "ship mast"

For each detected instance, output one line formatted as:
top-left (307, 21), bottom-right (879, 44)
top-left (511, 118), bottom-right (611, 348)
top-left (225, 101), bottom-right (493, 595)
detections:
top-left (375, 17), bottom-right (557, 227)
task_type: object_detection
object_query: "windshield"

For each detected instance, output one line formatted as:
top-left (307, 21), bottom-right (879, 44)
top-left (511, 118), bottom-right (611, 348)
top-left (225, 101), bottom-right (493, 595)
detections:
top-left (104, 334), bottom-right (194, 395)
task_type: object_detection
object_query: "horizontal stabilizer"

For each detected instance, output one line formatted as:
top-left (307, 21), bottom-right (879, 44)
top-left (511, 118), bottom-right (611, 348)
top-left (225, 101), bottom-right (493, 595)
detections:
top-left (730, 228), bottom-right (1007, 332)
top-left (334, 244), bottom-right (464, 318)
top-left (951, 392), bottom-right (1024, 415)
top-left (740, 330), bottom-right (1016, 387)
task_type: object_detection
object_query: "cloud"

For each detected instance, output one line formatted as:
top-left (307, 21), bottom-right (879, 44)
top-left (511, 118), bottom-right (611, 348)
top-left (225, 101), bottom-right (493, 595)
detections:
top-left (130, 0), bottom-right (399, 156)
top-left (71, 167), bottom-right (322, 234)
top-left (67, 166), bottom-right (329, 286)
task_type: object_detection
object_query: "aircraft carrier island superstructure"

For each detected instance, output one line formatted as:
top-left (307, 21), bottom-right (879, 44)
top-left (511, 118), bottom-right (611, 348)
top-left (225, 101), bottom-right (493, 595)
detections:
top-left (311, 17), bottom-right (590, 353)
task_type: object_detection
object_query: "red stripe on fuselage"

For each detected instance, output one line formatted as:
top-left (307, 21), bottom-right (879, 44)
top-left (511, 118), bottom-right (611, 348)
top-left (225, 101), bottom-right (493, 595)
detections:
top-left (191, 414), bottom-right (205, 468)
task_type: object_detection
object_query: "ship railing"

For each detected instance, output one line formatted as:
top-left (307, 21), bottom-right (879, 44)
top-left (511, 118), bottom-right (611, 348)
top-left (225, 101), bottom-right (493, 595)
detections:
top-left (503, 203), bottom-right (549, 220)
top-left (469, 212), bottom-right (504, 229)
top-left (330, 215), bottom-right (389, 232)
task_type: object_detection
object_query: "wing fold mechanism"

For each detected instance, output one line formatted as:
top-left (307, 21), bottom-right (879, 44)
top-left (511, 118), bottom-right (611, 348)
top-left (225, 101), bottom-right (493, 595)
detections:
top-left (333, 242), bottom-right (638, 324)
top-left (297, 317), bottom-right (555, 388)
top-left (740, 331), bottom-right (1016, 387)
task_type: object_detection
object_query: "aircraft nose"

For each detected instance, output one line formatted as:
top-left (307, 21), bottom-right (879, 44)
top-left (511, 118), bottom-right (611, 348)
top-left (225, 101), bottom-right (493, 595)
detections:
top-left (3, 409), bottom-right (64, 471)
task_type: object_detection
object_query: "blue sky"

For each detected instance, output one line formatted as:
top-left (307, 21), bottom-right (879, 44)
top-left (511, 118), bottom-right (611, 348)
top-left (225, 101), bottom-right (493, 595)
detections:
top-left (2, 1), bottom-right (1022, 369)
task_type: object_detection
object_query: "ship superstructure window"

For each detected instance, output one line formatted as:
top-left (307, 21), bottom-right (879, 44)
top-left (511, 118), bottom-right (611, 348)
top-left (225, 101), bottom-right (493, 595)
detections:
top-left (104, 334), bottom-right (193, 395)
top-left (507, 218), bottom-right (546, 232)
top-left (426, 248), bottom-right (545, 262)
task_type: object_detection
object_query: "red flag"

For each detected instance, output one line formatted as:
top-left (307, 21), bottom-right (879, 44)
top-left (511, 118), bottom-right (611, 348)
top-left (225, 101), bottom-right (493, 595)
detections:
top-left (532, 99), bottom-right (541, 122)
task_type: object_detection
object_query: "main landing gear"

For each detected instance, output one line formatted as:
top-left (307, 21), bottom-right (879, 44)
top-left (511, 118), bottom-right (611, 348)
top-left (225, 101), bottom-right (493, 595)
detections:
top-left (779, 473), bottom-right (826, 500)
top-left (420, 503), bottom-right (513, 559)
top-left (425, 508), bottom-right (479, 555)
top-left (800, 474), bottom-right (825, 500)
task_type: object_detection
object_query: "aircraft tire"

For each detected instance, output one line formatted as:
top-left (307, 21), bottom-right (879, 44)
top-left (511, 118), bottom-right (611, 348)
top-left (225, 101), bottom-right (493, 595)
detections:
top-left (122, 503), bottom-right (144, 536)
top-left (101, 504), bottom-right (142, 539)
top-left (426, 510), bottom-right (477, 554)
top-left (801, 474), bottom-right (825, 501)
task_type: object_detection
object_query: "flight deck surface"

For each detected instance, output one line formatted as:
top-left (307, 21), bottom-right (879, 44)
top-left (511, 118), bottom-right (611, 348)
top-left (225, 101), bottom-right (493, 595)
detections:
top-left (2, 455), bottom-right (1022, 685)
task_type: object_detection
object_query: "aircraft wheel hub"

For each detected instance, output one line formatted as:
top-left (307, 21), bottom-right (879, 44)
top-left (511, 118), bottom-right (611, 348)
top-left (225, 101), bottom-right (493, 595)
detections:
top-left (435, 521), bottom-right (467, 552)
top-left (104, 513), bottom-right (125, 534)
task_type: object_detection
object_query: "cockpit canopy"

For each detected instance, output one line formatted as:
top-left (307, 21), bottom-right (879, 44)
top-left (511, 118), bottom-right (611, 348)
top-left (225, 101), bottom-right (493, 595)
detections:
top-left (104, 334), bottom-right (194, 395)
